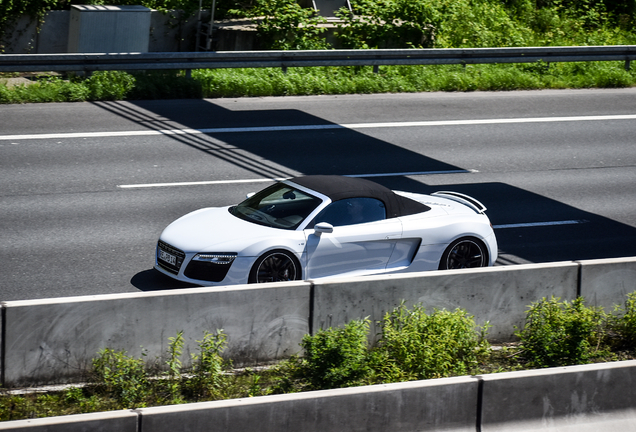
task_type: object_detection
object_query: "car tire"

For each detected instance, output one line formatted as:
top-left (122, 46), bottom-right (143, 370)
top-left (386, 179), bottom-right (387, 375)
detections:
top-left (438, 237), bottom-right (488, 270)
top-left (249, 250), bottom-right (301, 283)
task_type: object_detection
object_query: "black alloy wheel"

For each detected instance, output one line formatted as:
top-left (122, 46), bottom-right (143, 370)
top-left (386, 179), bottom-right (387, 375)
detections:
top-left (439, 238), bottom-right (487, 270)
top-left (249, 250), bottom-right (300, 283)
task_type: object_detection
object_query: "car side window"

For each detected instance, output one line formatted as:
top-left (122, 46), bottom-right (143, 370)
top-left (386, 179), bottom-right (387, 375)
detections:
top-left (314, 198), bottom-right (386, 227)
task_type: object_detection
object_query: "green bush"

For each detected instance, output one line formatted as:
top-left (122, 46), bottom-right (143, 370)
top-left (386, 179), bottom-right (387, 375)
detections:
top-left (611, 292), bottom-right (636, 350)
top-left (92, 348), bottom-right (149, 408)
top-left (278, 303), bottom-right (491, 391)
top-left (129, 71), bottom-right (203, 100)
top-left (336, 0), bottom-right (439, 49)
top-left (372, 303), bottom-right (489, 381)
top-left (298, 319), bottom-right (372, 390)
top-left (250, 0), bottom-right (330, 50)
top-left (162, 331), bottom-right (185, 404)
top-left (85, 71), bottom-right (136, 101)
top-left (184, 330), bottom-right (229, 401)
top-left (516, 296), bottom-right (609, 367)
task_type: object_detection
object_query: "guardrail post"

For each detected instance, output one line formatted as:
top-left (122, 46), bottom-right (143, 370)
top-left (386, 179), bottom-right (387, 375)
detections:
top-left (626, 59), bottom-right (631, 71)
top-left (1, 303), bottom-right (5, 388)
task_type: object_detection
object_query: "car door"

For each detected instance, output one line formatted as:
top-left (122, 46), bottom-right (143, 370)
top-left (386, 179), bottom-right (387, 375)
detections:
top-left (303, 198), bottom-right (402, 279)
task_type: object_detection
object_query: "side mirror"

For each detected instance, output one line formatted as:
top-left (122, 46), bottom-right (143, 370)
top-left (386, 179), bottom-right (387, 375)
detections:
top-left (314, 222), bottom-right (334, 235)
top-left (246, 192), bottom-right (256, 199)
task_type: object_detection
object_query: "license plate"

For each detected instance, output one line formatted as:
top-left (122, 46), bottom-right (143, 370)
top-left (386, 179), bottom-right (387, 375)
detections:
top-left (159, 249), bottom-right (177, 266)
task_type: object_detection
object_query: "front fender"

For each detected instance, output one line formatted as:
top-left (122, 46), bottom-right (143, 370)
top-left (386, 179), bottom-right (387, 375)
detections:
top-left (239, 231), bottom-right (307, 259)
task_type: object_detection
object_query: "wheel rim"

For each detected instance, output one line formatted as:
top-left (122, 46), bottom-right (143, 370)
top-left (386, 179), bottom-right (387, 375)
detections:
top-left (255, 252), bottom-right (298, 283)
top-left (445, 239), bottom-right (485, 269)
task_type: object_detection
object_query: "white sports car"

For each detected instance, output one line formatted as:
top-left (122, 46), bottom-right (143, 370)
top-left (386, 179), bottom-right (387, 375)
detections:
top-left (155, 175), bottom-right (498, 286)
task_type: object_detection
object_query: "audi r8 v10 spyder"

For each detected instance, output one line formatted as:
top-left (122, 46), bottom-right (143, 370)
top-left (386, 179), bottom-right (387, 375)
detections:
top-left (155, 175), bottom-right (498, 286)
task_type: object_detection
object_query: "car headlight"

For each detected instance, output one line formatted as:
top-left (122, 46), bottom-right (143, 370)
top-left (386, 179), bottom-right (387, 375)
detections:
top-left (192, 253), bottom-right (237, 265)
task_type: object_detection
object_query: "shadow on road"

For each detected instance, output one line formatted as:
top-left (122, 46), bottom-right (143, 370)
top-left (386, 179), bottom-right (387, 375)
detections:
top-left (132, 269), bottom-right (200, 291)
top-left (110, 99), bottom-right (636, 290)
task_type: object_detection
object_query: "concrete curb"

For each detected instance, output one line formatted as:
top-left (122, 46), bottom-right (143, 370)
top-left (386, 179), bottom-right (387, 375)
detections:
top-left (0, 410), bottom-right (138, 431)
top-left (481, 361), bottom-right (636, 431)
top-left (2, 361), bottom-right (636, 431)
top-left (138, 376), bottom-right (479, 432)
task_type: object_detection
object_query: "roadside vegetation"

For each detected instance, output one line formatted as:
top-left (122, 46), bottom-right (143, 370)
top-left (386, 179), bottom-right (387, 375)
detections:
top-left (1, 0), bottom-right (636, 102)
top-left (2, 293), bottom-right (636, 421)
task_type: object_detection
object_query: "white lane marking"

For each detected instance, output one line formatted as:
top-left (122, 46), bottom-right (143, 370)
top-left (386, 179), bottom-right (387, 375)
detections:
top-left (117, 170), bottom-right (474, 189)
top-left (493, 220), bottom-right (588, 229)
top-left (2, 114), bottom-right (635, 141)
top-left (118, 177), bottom-right (288, 189)
top-left (347, 169), bottom-right (475, 178)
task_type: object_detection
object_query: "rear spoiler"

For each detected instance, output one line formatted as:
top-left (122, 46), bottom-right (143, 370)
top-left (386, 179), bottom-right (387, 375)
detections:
top-left (432, 191), bottom-right (487, 214)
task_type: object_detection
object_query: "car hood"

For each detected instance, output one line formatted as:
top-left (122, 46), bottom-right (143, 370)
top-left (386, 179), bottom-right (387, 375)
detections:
top-left (159, 206), bottom-right (277, 253)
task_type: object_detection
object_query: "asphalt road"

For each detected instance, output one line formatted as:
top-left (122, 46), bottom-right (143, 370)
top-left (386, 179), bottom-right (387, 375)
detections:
top-left (1, 89), bottom-right (635, 301)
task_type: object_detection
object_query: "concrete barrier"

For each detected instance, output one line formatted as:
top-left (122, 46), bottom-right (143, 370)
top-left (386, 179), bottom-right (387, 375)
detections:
top-left (3, 258), bottom-right (636, 387)
top-left (137, 376), bottom-right (479, 432)
top-left (480, 360), bottom-right (636, 431)
top-left (4, 361), bottom-right (636, 431)
top-left (2, 282), bottom-right (310, 387)
top-left (311, 262), bottom-right (579, 342)
top-left (578, 256), bottom-right (636, 310)
top-left (0, 410), bottom-right (138, 432)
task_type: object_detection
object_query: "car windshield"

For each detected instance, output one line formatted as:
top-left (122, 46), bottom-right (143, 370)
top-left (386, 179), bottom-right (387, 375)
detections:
top-left (229, 183), bottom-right (323, 230)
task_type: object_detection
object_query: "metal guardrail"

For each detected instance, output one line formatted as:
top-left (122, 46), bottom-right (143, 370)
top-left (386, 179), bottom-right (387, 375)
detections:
top-left (0, 45), bottom-right (635, 73)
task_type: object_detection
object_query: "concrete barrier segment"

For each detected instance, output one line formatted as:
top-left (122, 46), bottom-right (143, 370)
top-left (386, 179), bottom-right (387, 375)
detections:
top-left (137, 375), bottom-right (480, 432)
top-left (2, 282), bottom-right (311, 387)
top-left (0, 410), bottom-right (138, 432)
top-left (480, 360), bottom-right (636, 431)
top-left (577, 256), bottom-right (636, 310)
top-left (311, 261), bottom-right (579, 342)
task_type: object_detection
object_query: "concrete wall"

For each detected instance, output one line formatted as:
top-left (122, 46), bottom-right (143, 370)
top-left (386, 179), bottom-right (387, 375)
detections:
top-left (481, 361), bottom-right (636, 431)
top-left (579, 256), bottom-right (636, 310)
top-left (2, 361), bottom-right (636, 431)
top-left (2, 10), bottom-right (200, 54)
top-left (0, 11), bottom-right (70, 54)
top-left (138, 376), bottom-right (478, 432)
top-left (148, 11), bottom-right (200, 52)
top-left (0, 411), bottom-right (138, 432)
top-left (2, 257), bottom-right (635, 387)
top-left (2, 283), bottom-right (310, 387)
top-left (312, 261), bottom-right (579, 342)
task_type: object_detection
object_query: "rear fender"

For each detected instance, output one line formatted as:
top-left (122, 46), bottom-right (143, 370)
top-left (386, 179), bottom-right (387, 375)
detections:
top-left (432, 191), bottom-right (487, 214)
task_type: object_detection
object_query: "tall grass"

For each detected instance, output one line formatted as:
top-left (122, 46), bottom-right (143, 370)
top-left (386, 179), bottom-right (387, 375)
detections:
top-left (2, 60), bottom-right (633, 104)
top-left (192, 61), bottom-right (635, 98)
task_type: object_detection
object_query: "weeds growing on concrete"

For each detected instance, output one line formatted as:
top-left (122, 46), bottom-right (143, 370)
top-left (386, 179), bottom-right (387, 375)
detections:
top-left (91, 347), bottom-right (150, 408)
top-left (2, 296), bottom-right (636, 421)
top-left (372, 303), bottom-right (491, 381)
top-left (515, 296), bottom-right (611, 367)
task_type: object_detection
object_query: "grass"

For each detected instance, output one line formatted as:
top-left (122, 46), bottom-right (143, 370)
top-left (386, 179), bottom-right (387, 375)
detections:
top-left (1, 59), bottom-right (635, 104)
top-left (193, 61), bottom-right (636, 97)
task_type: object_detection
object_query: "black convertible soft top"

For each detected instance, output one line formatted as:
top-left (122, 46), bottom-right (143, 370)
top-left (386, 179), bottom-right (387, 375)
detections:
top-left (288, 175), bottom-right (430, 218)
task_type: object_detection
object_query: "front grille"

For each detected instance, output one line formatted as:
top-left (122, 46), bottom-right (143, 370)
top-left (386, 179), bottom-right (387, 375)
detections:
top-left (156, 240), bottom-right (186, 275)
top-left (184, 260), bottom-right (234, 282)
